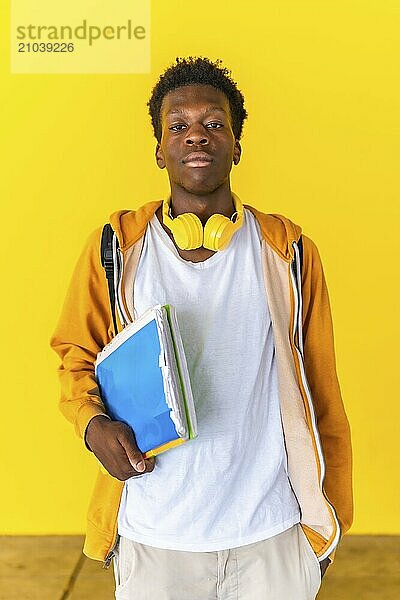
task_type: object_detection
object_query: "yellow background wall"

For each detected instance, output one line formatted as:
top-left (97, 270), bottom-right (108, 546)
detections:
top-left (1, 1), bottom-right (399, 535)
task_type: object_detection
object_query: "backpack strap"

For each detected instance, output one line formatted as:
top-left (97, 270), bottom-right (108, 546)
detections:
top-left (100, 224), bottom-right (118, 336)
top-left (298, 235), bottom-right (303, 275)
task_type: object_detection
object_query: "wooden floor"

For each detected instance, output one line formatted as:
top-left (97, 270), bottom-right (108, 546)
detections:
top-left (0, 535), bottom-right (399, 599)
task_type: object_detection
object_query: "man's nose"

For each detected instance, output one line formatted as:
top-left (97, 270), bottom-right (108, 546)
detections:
top-left (185, 124), bottom-right (209, 146)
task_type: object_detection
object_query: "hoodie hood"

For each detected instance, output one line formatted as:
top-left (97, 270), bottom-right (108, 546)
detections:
top-left (245, 204), bottom-right (302, 261)
top-left (109, 198), bottom-right (302, 262)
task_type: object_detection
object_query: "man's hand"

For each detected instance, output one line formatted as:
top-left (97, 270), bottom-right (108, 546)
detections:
top-left (320, 557), bottom-right (331, 579)
top-left (85, 415), bottom-right (155, 480)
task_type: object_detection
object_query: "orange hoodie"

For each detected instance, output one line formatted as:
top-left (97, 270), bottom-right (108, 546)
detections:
top-left (50, 198), bottom-right (353, 568)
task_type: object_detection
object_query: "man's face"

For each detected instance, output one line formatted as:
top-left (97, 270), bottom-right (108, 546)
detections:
top-left (155, 84), bottom-right (241, 195)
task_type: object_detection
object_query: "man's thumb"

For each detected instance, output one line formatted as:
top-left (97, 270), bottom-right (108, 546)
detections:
top-left (120, 432), bottom-right (145, 471)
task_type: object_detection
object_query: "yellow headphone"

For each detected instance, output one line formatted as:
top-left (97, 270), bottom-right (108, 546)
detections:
top-left (162, 192), bottom-right (244, 251)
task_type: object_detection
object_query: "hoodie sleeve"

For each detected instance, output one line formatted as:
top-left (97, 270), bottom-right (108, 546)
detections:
top-left (49, 226), bottom-right (115, 451)
top-left (300, 235), bottom-right (353, 541)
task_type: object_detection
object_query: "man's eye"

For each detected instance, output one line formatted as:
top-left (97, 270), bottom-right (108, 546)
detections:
top-left (169, 122), bottom-right (223, 132)
top-left (169, 124), bottom-right (186, 131)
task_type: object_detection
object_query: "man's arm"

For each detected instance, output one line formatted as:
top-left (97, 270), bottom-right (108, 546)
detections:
top-left (300, 235), bottom-right (353, 559)
top-left (49, 228), bottom-right (155, 479)
top-left (50, 227), bottom-right (113, 446)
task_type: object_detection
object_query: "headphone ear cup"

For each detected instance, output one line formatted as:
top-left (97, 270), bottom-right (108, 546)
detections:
top-left (172, 213), bottom-right (203, 250)
top-left (203, 214), bottom-right (234, 251)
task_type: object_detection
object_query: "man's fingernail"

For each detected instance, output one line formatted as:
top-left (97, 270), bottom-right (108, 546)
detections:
top-left (135, 461), bottom-right (145, 472)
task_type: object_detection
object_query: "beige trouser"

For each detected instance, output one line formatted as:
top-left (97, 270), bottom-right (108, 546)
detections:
top-left (113, 523), bottom-right (322, 600)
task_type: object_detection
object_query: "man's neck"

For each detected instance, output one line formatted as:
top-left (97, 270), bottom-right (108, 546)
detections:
top-left (154, 184), bottom-right (237, 262)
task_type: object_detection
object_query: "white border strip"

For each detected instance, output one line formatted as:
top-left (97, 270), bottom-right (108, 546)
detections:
top-left (112, 233), bottom-right (124, 328)
top-left (290, 241), bottom-right (341, 560)
top-left (114, 239), bottom-right (130, 327)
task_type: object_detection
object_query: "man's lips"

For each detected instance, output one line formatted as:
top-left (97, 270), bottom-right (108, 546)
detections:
top-left (183, 152), bottom-right (213, 167)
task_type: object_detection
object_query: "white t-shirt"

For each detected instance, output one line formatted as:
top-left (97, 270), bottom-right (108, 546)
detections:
top-left (117, 207), bottom-right (300, 551)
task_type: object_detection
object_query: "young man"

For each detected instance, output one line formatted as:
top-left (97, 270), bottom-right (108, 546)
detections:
top-left (50, 57), bottom-right (353, 599)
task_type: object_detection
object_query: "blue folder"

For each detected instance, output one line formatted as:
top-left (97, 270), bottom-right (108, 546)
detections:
top-left (95, 305), bottom-right (197, 457)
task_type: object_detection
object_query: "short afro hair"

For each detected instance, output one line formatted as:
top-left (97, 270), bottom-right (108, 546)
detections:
top-left (147, 56), bottom-right (248, 143)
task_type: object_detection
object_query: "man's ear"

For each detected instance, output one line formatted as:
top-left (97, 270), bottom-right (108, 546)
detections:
top-left (155, 143), bottom-right (166, 169)
top-left (233, 140), bottom-right (242, 166)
